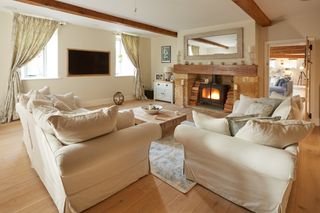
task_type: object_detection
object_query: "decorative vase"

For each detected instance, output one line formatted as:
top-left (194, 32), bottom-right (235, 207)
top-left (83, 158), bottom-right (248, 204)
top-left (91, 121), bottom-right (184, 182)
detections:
top-left (113, 92), bottom-right (124, 105)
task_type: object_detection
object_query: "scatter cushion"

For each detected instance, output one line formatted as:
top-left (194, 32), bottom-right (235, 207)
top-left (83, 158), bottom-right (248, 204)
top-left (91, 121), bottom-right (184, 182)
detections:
top-left (53, 99), bottom-right (73, 111)
top-left (226, 114), bottom-right (258, 136)
top-left (116, 110), bottom-right (135, 130)
top-left (33, 105), bottom-right (59, 134)
top-left (18, 90), bottom-right (33, 107)
top-left (26, 91), bottom-right (50, 112)
top-left (48, 105), bottom-right (118, 144)
top-left (192, 110), bottom-right (230, 135)
top-left (245, 103), bottom-right (274, 117)
top-left (256, 97), bottom-right (283, 114)
top-left (227, 115), bottom-right (281, 136)
top-left (233, 94), bottom-right (256, 114)
top-left (52, 92), bottom-right (77, 110)
top-left (235, 119), bottom-right (314, 148)
top-left (272, 96), bottom-right (303, 120)
top-left (38, 86), bottom-right (50, 95)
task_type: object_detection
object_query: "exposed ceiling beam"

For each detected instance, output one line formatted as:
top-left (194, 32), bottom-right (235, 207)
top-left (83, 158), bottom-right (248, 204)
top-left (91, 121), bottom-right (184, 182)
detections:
top-left (232, 0), bottom-right (271, 26)
top-left (192, 38), bottom-right (229, 49)
top-left (15, 0), bottom-right (178, 37)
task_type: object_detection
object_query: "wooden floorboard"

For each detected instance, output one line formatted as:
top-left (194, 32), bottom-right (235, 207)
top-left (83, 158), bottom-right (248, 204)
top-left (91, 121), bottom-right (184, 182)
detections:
top-left (0, 100), bottom-right (319, 213)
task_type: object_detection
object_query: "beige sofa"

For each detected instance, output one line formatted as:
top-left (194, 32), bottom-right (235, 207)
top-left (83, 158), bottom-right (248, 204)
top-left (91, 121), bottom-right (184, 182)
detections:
top-left (16, 103), bottom-right (161, 213)
top-left (174, 95), bottom-right (306, 213)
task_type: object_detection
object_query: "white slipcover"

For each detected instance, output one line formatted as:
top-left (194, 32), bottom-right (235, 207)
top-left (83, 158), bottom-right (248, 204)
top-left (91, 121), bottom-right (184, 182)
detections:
top-left (174, 124), bottom-right (297, 213)
top-left (16, 103), bottom-right (162, 213)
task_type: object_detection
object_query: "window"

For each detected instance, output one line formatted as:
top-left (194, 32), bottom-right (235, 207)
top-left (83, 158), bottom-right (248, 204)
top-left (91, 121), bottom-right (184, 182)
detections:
top-left (115, 35), bottom-right (135, 76)
top-left (21, 31), bottom-right (58, 79)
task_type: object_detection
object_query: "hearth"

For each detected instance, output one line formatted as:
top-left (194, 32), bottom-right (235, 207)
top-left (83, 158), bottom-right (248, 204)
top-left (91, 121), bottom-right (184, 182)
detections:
top-left (198, 83), bottom-right (229, 109)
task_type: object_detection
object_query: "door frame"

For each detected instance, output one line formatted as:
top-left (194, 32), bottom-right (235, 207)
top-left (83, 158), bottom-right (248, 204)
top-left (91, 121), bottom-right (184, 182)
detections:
top-left (264, 39), bottom-right (306, 97)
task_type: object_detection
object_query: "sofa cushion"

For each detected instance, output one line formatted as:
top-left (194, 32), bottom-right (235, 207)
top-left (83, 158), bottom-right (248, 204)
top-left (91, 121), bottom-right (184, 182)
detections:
top-left (33, 105), bottom-right (59, 134)
top-left (226, 115), bottom-right (281, 136)
top-left (272, 96), bottom-right (303, 120)
top-left (233, 94), bottom-right (256, 114)
top-left (117, 110), bottom-right (135, 130)
top-left (48, 105), bottom-right (118, 144)
top-left (192, 110), bottom-right (230, 135)
top-left (235, 119), bottom-right (314, 148)
top-left (256, 97), bottom-right (283, 114)
top-left (27, 91), bottom-right (50, 112)
top-left (53, 99), bottom-right (73, 111)
top-left (38, 85), bottom-right (50, 95)
top-left (52, 92), bottom-right (77, 110)
top-left (245, 103), bottom-right (274, 117)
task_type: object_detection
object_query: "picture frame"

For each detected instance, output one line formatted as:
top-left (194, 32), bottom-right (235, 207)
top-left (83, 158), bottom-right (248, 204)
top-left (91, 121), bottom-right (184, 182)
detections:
top-left (155, 73), bottom-right (164, 80)
top-left (161, 46), bottom-right (171, 63)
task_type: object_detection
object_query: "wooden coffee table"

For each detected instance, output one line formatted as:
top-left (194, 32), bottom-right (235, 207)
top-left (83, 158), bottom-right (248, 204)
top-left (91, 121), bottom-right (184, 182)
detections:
top-left (131, 107), bottom-right (187, 137)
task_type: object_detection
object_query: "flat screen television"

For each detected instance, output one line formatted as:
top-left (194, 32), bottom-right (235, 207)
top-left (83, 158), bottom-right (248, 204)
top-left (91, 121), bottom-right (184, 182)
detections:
top-left (68, 49), bottom-right (110, 75)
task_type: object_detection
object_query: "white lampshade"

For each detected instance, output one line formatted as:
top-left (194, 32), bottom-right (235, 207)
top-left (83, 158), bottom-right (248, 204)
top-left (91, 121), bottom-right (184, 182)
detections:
top-left (164, 67), bottom-right (172, 73)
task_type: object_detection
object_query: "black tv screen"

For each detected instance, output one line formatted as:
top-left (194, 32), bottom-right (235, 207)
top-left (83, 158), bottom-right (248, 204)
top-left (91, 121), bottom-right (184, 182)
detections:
top-left (68, 49), bottom-right (110, 75)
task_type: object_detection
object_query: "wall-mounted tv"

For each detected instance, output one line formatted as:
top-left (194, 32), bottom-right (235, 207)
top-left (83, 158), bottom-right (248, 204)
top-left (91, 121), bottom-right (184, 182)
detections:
top-left (68, 49), bottom-right (110, 75)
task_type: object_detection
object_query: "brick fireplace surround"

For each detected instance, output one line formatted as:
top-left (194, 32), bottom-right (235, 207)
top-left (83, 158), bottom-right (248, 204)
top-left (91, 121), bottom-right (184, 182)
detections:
top-left (173, 64), bottom-right (258, 111)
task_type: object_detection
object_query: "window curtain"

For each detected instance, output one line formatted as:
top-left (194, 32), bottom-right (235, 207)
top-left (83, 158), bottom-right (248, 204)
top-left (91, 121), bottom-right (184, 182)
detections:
top-left (121, 34), bottom-right (146, 100)
top-left (191, 45), bottom-right (200, 55)
top-left (2, 14), bottom-right (59, 123)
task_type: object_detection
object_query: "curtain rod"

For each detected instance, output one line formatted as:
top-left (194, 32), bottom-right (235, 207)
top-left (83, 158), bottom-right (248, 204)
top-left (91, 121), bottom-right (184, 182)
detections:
top-left (11, 10), bottom-right (67, 25)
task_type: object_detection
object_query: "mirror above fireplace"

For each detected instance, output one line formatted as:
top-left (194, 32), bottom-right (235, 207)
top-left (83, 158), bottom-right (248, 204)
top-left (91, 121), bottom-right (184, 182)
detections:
top-left (184, 28), bottom-right (243, 60)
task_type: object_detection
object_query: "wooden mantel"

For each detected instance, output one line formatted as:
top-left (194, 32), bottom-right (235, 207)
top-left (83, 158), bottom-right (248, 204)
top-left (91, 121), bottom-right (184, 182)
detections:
top-left (173, 64), bottom-right (257, 76)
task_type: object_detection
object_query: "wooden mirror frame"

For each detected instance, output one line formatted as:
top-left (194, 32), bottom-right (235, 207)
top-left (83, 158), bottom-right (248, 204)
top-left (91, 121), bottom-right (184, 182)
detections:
top-left (184, 28), bottom-right (243, 60)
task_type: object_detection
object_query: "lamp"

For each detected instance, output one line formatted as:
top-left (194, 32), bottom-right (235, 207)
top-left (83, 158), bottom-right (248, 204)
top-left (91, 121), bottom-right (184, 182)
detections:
top-left (163, 67), bottom-right (172, 81)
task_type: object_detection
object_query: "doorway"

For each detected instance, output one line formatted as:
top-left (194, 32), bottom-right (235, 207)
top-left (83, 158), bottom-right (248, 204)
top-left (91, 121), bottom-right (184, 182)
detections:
top-left (267, 43), bottom-right (307, 98)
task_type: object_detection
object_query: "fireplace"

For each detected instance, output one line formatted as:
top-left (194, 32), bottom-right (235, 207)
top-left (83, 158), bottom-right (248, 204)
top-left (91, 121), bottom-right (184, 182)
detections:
top-left (198, 83), bottom-right (229, 109)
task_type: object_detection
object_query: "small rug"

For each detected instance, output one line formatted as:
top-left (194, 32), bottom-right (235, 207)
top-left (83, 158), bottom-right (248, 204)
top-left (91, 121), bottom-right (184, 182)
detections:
top-left (149, 136), bottom-right (196, 193)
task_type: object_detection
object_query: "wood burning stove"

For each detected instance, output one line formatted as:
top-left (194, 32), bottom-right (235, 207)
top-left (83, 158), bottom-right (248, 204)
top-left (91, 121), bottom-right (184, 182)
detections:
top-left (198, 83), bottom-right (229, 109)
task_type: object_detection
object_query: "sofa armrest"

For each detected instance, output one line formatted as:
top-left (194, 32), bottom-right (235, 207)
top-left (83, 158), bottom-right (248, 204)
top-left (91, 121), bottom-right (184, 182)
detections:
top-left (174, 124), bottom-right (296, 181)
top-left (55, 123), bottom-right (162, 176)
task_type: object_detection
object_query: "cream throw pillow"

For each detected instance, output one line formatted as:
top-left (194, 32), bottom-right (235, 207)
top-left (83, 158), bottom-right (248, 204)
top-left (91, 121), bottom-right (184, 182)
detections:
top-left (38, 86), bottom-right (50, 95)
top-left (235, 119), bottom-right (314, 148)
top-left (33, 105), bottom-right (59, 134)
top-left (52, 92), bottom-right (77, 110)
top-left (117, 110), bottom-right (135, 130)
top-left (48, 105), bottom-right (118, 144)
top-left (53, 99), bottom-right (73, 111)
top-left (192, 110), bottom-right (230, 135)
top-left (233, 94), bottom-right (256, 114)
top-left (245, 102), bottom-right (274, 117)
top-left (272, 96), bottom-right (303, 120)
top-left (27, 91), bottom-right (50, 112)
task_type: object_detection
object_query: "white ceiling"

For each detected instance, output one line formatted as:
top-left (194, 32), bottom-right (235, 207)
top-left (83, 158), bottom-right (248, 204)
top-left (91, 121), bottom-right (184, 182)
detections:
top-left (255, 0), bottom-right (320, 20)
top-left (0, 0), bottom-right (251, 37)
top-left (0, 0), bottom-right (319, 37)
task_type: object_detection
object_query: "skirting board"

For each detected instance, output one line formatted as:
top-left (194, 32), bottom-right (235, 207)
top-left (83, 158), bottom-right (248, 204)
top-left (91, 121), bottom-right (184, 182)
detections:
top-left (81, 95), bottom-right (135, 107)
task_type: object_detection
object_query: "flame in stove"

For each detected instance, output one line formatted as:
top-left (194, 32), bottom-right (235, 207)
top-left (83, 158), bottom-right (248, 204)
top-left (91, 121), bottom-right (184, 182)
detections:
top-left (201, 88), bottom-right (220, 100)
top-left (211, 89), bottom-right (220, 100)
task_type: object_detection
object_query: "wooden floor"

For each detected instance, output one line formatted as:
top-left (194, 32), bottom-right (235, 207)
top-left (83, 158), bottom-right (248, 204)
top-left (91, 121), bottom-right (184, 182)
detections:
top-left (0, 101), bottom-right (319, 213)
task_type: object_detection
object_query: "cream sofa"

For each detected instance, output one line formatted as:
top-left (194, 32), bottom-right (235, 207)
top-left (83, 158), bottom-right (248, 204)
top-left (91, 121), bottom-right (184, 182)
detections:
top-left (173, 95), bottom-right (306, 213)
top-left (16, 103), bottom-right (161, 213)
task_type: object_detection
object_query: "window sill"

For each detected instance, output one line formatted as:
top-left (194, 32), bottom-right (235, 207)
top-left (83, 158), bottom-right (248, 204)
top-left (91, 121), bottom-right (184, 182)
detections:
top-left (115, 75), bottom-right (135, 77)
top-left (21, 77), bottom-right (60, 81)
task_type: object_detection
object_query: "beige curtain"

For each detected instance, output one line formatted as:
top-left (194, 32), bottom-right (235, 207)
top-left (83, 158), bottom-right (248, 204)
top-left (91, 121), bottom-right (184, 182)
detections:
top-left (2, 14), bottom-right (59, 123)
top-left (191, 45), bottom-right (200, 55)
top-left (121, 34), bottom-right (146, 100)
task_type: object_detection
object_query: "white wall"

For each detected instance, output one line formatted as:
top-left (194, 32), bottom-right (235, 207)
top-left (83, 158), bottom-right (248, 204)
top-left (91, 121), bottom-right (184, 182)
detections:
top-left (150, 36), bottom-right (178, 88)
top-left (0, 11), bottom-right (13, 116)
top-left (0, 11), bottom-right (152, 107)
top-left (260, 11), bottom-right (320, 125)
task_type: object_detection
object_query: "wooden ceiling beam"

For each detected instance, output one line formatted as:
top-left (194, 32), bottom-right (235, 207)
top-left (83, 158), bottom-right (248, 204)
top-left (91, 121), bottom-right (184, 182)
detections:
top-left (232, 0), bottom-right (271, 26)
top-left (270, 45), bottom-right (306, 54)
top-left (15, 0), bottom-right (178, 37)
top-left (192, 38), bottom-right (229, 49)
